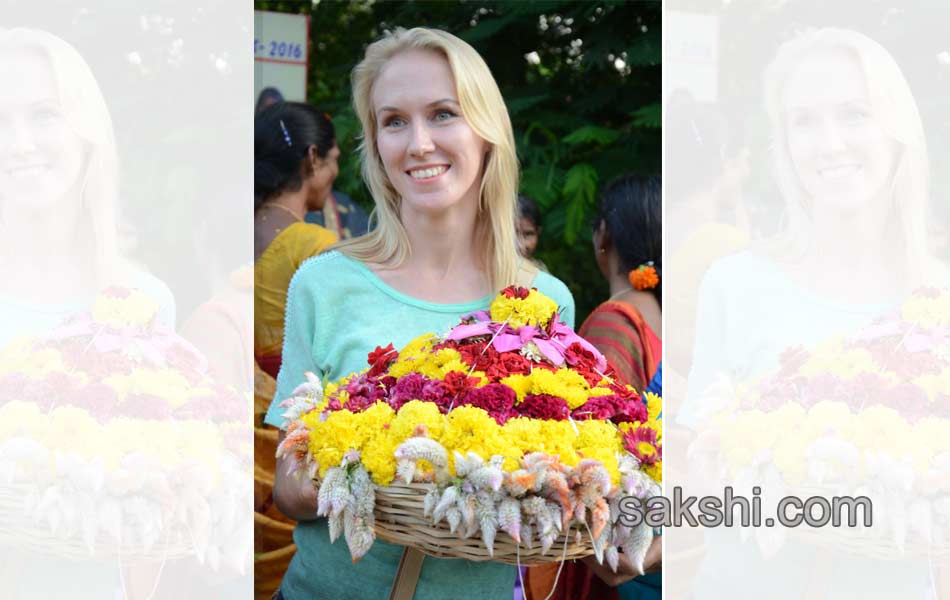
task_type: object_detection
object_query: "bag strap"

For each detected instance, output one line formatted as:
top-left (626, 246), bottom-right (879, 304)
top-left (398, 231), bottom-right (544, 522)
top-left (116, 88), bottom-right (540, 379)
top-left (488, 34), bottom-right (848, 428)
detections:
top-left (389, 547), bottom-right (426, 600)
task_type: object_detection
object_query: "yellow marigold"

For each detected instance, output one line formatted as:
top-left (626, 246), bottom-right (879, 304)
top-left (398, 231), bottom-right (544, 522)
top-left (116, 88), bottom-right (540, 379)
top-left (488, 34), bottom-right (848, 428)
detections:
top-left (644, 392), bottom-right (662, 423)
top-left (390, 400), bottom-right (445, 442)
top-left (587, 386), bottom-right (615, 398)
top-left (530, 368), bottom-right (590, 409)
top-left (362, 436), bottom-right (398, 486)
top-left (388, 335), bottom-right (438, 379)
top-left (574, 420), bottom-right (623, 483)
top-left (440, 359), bottom-right (469, 377)
top-left (644, 461), bottom-right (662, 483)
top-left (441, 406), bottom-right (508, 473)
top-left (307, 403), bottom-right (396, 477)
top-left (489, 289), bottom-right (559, 329)
top-left (502, 418), bottom-right (577, 467)
top-left (501, 374), bottom-right (532, 403)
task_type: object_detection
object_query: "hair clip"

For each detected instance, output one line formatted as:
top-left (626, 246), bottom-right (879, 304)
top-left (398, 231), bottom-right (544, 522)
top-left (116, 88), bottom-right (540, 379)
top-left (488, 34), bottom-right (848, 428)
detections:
top-left (629, 261), bottom-right (659, 291)
top-left (279, 119), bottom-right (292, 146)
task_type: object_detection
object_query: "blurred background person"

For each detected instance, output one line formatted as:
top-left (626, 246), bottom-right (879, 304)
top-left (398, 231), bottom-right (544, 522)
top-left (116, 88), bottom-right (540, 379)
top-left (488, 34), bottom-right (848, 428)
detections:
top-left (256, 86), bottom-right (285, 115)
top-left (254, 102), bottom-right (339, 381)
top-left (305, 186), bottom-right (370, 240)
top-left (516, 193), bottom-right (547, 271)
top-left (580, 175), bottom-right (661, 391)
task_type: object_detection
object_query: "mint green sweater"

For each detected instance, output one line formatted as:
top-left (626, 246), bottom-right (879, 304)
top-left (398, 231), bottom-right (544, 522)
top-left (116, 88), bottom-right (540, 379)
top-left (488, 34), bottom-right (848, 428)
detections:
top-left (266, 251), bottom-right (575, 600)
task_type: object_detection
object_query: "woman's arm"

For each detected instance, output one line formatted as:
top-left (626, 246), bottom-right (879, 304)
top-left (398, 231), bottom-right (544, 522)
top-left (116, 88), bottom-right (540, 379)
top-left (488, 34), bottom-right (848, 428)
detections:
top-left (272, 430), bottom-right (320, 521)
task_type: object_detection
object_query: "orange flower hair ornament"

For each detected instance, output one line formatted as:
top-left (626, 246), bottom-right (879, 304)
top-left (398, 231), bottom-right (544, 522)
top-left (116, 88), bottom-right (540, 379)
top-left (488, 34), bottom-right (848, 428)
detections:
top-left (629, 262), bottom-right (659, 290)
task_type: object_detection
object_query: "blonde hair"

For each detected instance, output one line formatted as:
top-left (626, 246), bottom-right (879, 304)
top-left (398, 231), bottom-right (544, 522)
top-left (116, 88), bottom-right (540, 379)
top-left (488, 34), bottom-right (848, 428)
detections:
top-left (0, 28), bottom-right (120, 286)
top-left (335, 27), bottom-right (520, 289)
top-left (764, 28), bottom-right (931, 286)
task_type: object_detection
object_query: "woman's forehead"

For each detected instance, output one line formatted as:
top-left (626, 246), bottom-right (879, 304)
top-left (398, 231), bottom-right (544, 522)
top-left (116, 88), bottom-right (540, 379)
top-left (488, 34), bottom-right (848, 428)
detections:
top-left (373, 49), bottom-right (458, 112)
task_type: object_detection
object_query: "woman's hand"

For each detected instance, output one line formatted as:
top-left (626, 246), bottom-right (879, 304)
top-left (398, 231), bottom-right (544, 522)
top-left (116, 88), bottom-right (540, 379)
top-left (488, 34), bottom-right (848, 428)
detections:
top-left (583, 535), bottom-right (662, 588)
top-left (272, 430), bottom-right (320, 521)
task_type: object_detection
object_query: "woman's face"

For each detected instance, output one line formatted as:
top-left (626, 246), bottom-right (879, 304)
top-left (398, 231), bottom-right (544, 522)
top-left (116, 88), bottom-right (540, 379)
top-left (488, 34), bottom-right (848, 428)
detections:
top-left (373, 49), bottom-right (488, 218)
top-left (0, 50), bottom-right (85, 214)
top-left (516, 216), bottom-right (540, 258)
top-left (782, 50), bottom-right (898, 215)
top-left (306, 142), bottom-right (339, 211)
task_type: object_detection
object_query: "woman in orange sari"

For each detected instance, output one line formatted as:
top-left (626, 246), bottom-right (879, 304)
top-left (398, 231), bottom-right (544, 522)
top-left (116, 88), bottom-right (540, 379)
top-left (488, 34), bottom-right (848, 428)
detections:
top-left (526, 175), bottom-right (662, 600)
top-left (254, 102), bottom-right (340, 380)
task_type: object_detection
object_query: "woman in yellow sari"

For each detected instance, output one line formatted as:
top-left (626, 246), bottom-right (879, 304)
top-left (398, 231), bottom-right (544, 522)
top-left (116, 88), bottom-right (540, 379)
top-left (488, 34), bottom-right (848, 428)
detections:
top-left (254, 102), bottom-right (340, 379)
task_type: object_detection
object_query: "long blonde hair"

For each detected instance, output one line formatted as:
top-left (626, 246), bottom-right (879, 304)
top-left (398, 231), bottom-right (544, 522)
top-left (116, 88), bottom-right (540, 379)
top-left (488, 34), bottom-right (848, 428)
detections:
top-left (0, 28), bottom-right (120, 286)
top-left (764, 28), bottom-right (931, 286)
top-left (335, 27), bottom-right (520, 290)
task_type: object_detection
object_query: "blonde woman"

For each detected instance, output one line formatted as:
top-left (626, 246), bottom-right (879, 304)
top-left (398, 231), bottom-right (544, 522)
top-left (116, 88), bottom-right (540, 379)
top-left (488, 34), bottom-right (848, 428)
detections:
top-left (678, 29), bottom-right (945, 598)
top-left (0, 28), bottom-right (174, 349)
top-left (264, 28), bottom-right (574, 600)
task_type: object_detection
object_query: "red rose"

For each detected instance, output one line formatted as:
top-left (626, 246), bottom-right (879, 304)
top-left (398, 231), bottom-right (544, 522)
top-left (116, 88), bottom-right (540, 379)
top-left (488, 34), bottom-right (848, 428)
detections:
top-left (458, 342), bottom-right (500, 372)
top-left (485, 352), bottom-right (532, 381)
top-left (443, 371), bottom-right (481, 398)
top-left (367, 343), bottom-right (397, 377)
top-left (501, 286), bottom-right (531, 300)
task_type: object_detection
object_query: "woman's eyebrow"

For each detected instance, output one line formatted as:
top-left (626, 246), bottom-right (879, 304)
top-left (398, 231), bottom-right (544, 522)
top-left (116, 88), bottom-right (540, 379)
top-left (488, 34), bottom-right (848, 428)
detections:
top-left (377, 98), bottom-right (459, 116)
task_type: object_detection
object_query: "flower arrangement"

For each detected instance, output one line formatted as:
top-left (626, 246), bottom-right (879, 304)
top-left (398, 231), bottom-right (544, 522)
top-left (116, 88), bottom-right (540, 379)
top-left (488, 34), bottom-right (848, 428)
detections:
top-left (706, 287), bottom-right (950, 555)
top-left (0, 287), bottom-right (250, 569)
top-left (277, 287), bottom-right (663, 569)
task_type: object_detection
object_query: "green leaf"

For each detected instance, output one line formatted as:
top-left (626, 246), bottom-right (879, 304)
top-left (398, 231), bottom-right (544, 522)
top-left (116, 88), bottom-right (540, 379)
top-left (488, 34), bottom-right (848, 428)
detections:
top-left (506, 93), bottom-right (549, 116)
top-left (561, 163), bottom-right (599, 244)
top-left (630, 103), bottom-right (661, 129)
top-left (459, 14), bottom-right (516, 44)
top-left (562, 125), bottom-right (620, 146)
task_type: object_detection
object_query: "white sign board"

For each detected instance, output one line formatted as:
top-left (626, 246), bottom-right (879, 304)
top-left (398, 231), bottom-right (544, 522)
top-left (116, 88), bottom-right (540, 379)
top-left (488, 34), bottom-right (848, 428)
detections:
top-left (664, 11), bottom-right (719, 103)
top-left (254, 10), bottom-right (309, 103)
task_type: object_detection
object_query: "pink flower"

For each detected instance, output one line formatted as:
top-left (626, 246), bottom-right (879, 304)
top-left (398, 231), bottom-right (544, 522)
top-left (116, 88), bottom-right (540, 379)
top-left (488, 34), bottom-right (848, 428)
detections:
top-left (622, 426), bottom-right (662, 466)
top-left (389, 373), bottom-right (448, 412)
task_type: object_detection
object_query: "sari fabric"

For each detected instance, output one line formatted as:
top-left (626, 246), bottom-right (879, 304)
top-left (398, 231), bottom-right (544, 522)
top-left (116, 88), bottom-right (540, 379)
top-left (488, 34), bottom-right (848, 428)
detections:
top-left (254, 222), bottom-right (337, 378)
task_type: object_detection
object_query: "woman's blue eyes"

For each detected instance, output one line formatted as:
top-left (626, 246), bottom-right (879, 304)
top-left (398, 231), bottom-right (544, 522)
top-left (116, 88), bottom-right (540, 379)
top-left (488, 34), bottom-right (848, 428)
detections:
top-left (383, 109), bottom-right (456, 128)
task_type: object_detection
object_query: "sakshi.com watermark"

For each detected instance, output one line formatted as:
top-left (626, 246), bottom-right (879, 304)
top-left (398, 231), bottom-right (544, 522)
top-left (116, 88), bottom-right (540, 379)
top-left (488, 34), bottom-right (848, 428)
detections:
top-left (620, 487), bottom-right (873, 528)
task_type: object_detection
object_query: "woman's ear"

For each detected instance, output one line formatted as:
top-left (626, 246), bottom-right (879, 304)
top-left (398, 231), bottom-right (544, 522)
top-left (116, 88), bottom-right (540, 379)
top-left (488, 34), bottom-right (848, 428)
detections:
top-left (304, 145), bottom-right (319, 175)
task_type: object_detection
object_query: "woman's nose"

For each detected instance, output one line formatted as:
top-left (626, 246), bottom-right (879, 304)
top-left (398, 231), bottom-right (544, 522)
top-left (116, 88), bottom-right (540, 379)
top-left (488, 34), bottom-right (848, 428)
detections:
top-left (407, 122), bottom-right (435, 157)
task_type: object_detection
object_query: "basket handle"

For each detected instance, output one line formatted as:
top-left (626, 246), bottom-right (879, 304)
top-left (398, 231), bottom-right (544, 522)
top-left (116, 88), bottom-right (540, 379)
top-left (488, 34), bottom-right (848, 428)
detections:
top-left (389, 547), bottom-right (426, 600)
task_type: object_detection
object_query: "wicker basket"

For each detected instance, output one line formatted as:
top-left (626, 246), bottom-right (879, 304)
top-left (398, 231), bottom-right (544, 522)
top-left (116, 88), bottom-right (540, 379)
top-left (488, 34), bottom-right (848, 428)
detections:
top-left (255, 543), bottom-right (296, 600)
top-left (0, 484), bottom-right (193, 564)
top-left (371, 482), bottom-right (594, 566)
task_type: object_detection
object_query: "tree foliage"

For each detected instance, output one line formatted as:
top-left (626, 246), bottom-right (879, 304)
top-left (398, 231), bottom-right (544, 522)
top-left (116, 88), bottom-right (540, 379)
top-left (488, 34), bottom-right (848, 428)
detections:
top-left (257, 0), bottom-right (661, 322)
